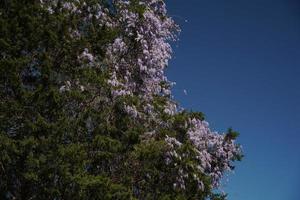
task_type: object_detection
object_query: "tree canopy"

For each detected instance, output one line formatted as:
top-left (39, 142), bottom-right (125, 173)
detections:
top-left (0, 0), bottom-right (242, 199)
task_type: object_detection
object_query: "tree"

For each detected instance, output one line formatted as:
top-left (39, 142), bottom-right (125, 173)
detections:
top-left (0, 0), bottom-right (242, 199)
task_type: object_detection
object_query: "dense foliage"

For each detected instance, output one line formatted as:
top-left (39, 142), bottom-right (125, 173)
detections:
top-left (0, 0), bottom-right (242, 199)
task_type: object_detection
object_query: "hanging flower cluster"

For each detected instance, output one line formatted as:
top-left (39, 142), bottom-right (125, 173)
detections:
top-left (105, 0), bottom-right (178, 100)
top-left (164, 118), bottom-right (242, 191)
top-left (187, 119), bottom-right (242, 188)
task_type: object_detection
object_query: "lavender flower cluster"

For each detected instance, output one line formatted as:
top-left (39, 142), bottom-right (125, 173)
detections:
top-left (105, 1), bottom-right (178, 100)
top-left (165, 118), bottom-right (242, 191)
top-left (187, 118), bottom-right (241, 188)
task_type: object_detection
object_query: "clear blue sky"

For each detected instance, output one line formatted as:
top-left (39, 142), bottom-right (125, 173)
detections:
top-left (166, 0), bottom-right (300, 199)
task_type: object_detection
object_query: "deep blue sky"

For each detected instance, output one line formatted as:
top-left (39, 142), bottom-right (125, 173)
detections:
top-left (165, 0), bottom-right (300, 199)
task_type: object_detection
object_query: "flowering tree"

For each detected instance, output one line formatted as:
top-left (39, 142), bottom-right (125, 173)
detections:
top-left (0, 0), bottom-right (242, 199)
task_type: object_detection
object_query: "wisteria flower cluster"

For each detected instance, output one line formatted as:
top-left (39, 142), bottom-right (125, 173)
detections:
top-left (187, 118), bottom-right (241, 187)
top-left (164, 118), bottom-right (242, 191)
top-left (105, 0), bottom-right (179, 100)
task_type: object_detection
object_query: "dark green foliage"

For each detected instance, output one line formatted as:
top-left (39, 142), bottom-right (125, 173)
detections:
top-left (0, 0), bottom-right (241, 199)
top-left (0, 1), bottom-right (131, 199)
